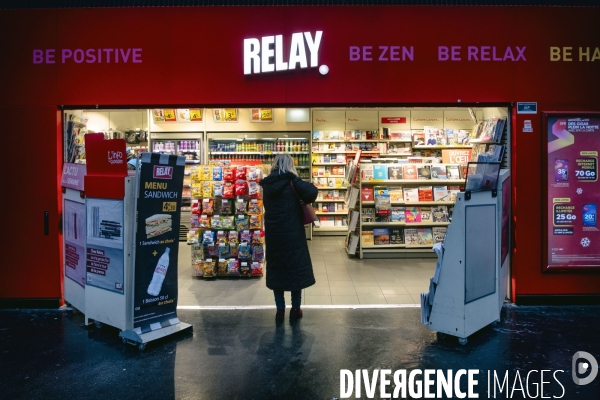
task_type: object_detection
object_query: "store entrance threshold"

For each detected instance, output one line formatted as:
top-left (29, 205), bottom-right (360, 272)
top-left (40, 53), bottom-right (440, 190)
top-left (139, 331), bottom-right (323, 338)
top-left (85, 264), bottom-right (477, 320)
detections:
top-left (177, 237), bottom-right (434, 307)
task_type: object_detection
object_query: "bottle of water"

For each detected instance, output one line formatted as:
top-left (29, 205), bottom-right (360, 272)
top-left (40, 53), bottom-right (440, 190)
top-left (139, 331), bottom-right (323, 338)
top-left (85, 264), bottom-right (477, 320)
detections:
top-left (147, 247), bottom-right (170, 296)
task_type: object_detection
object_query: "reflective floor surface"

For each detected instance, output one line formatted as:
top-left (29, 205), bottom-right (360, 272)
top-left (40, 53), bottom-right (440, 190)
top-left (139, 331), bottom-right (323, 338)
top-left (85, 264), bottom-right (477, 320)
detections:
top-left (1, 306), bottom-right (599, 399)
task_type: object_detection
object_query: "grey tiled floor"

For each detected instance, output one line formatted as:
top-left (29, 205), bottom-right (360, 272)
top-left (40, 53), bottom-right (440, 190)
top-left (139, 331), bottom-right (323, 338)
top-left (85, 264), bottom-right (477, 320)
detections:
top-left (177, 237), bottom-right (435, 306)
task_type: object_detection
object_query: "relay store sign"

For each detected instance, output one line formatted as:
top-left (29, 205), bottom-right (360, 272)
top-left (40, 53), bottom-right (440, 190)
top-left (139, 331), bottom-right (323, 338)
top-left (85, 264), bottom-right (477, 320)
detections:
top-left (243, 31), bottom-right (325, 75)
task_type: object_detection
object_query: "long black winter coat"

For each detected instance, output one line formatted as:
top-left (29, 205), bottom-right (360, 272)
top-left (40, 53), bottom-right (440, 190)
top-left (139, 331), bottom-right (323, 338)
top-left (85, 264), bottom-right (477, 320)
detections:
top-left (259, 170), bottom-right (318, 291)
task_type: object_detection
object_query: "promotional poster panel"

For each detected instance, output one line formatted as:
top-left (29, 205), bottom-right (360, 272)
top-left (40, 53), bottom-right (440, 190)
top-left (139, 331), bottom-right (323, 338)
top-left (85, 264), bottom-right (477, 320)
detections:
top-left (85, 198), bottom-right (125, 292)
top-left (64, 199), bottom-right (86, 287)
top-left (546, 116), bottom-right (600, 270)
top-left (133, 153), bottom-right (185, 332)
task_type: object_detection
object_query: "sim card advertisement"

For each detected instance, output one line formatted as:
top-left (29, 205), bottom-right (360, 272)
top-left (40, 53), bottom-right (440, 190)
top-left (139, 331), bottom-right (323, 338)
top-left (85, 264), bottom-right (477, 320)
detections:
top-left (546, 115), bottom-right (600, 270)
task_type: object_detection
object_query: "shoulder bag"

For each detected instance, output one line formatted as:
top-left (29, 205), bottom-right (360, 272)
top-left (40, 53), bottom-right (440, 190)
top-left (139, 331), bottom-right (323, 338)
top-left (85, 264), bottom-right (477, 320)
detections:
top-left (289, 180), bottom-right (317, 225)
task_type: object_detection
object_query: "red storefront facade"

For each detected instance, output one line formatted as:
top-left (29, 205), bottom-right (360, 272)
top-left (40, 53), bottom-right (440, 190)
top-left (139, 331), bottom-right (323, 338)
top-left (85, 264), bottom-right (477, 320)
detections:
top-left (1, 6), bottom-right (600, 306)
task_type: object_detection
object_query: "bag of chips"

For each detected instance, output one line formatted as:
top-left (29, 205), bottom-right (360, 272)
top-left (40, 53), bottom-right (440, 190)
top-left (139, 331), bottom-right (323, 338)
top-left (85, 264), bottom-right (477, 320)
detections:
top-left (235, 199), bottom-right (248, 214)
top-left (252, 244), bottom-right (264, 261)
top-left (203, 259), bottom-right (216, 277)
top-left (207, 244), bottom-right (219, 257)
top-left (216, 230), bottom-right (227, 244)
top-left (190, 214), bottom-right (200, 229)
top-left (211, 215), bottom-right (223, 228)
top-left (238, 242), bottom-right (251, 259)
top-left (234, 166), bottom-right (247, 180)
top-left (202, 182), bottom-right (213, 198)
top-left (248, 181), bottom-right (260, 198)
top-left (222, 182), bottom-right (235, 198)
top-left (192, 199), bottom-right (201, 214)
top-left (223, 167), bottom-right (235, 182)
top-left (236, 215), bottom-right (249, 231)
top-left (247, 167), bottom-right (261, 182)
top-left (200, 165), bottom-right (212, 181)
top-left (193, 259), bottom-right (204, 277)
top-left (202, 199), bottom-right (214, 215)
top-left (217, 258), bottom-right (228, 275)
top-left (251, 261), bottom-right (264, 276)
top-left (222, 216), bottom-right (235, 229)
top-left (228, 230), bottom-right (238, 244)
top-left (192, 243), bottom-right (204, 260)
top-left (227, 258), bottom-right (240, 275)
top-left (249, 214), bottom-right (263, 229)
top-left (229, 243), bottom-right (239, 258)
top-left (235, 180), bottom-right (248, 196)
top-left (187, 229), bottom-right (198, 244)
top-left (252, 230), bottom-right (265, 244)
top-left (240, 230), bottom-right (252, 243)
top-left (220, 199), bottom-right (232, 215)
top-left (239, 261), bottom-right (251, 276)
top-left (213, 182), bottom-right (223, 197)
top-left (202, 230), bottom-right (215, 244)
top-left (212, 166), bottom-right (223, 181)
top-left (247, 199), bottom-right (263, 214)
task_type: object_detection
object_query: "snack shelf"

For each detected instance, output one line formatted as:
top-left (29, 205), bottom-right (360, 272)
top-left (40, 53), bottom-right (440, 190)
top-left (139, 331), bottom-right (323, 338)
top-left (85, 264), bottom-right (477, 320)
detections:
top-left (361, 179), bottom-right (466, 185)
top-left (210, 151), bottom-right (309, 155)
top-left (312, 163), bottom-right (348, 166)
top-left (412, 145), bottom-right (472, 149)
top-left (362, 201), bottom-right (455, 206)
top-left (362, 222), bottom-right (450, 227)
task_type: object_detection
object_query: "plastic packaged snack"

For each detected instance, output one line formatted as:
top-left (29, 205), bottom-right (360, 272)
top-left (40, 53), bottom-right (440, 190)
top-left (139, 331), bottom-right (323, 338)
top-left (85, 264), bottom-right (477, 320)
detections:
top-left (191, 243), bottom-right (204, 260)
top-left (235, 199), bottom-right (248, 214)
top-left (200, 165), bottom-right (212, 181)
top-left (252, 230), bottom-right (265, 244)
top-left (218, 243), bottom-right (231, 258)
top-left (202, 230), bottom-right (215, 244)
top-left (248, 181), bottom-right (260, 198)
top-left (203, 259), bottom-right (216, 277)
top-left (222, 182), bottom-right (235, 198)
top-left (202, 182), bottom-right (213, 198)
top-left (190, 215), bottom-right (200, 229)
top-left (213, 182), bottom-right (223, 197)
top-left (251, 244), bottom-right (264, 261)
top-left (234, 166), bottom-right (247, 181)
top-left (228, 230), bottom-right (238, 244)
top-left (249, 214), bottom-right (263, 229)
top-left (199, 214), bottom-right (210, 228)
top-left (238, 242), bottom-right (251, 259)
top-left (220, 199), bottom-right (232, 215)
top-left (236, 215), bottom-right (249, 231)
top-left (247, 199), bottom-right (263, 214)
top-left (193, 259), bottom-right (204, 277)
top-left (222, 216), bottom-right (235, 229)
top-left (187, 229), bottom-right (198, 244)
top-left (202, 199), bottom-right (214, 215)
top-left (192, 186), bottom-right (202, 198)
top-left (223, 167), bottom-right (235, 182)
top-left (240, 230), bottom-right (252, 243)
top-left (251, 261), bottom-right (264, 276)
top-left (239, 261), bottom-right (251, 276)
top-left (192, 199), bottom-right (201, 214)
top-left (216, 230), bottom-right (227, 244)
top-left (207, 243), bottom-right (219, 257)
top-left (217, 258), bottom-right (228, 275)
top-left (235, 180), bottom-right (248, 196)
top-left (247, 167), bottom-right (261, 182)
top-left (212, 166), bottom-right (223, 181)
top-left (229, 243), bottom-right (239, 258)
top-left (211, 215), bottom-right (223, 228)
top-left (227, 258), bottom-right (240, 275)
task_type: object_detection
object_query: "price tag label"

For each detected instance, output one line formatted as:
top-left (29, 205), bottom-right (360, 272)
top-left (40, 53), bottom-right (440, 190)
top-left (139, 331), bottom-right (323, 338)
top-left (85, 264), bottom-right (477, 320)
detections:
top-left (260, 109), bottom-right (273, 121)
top-left (189, 109), bottom-right (202, 121)
top-left (554, 203), bottom-right (577, 226)
top-left (575, 157), bottom-right (597, 181)
top-left (162, 202), bottom-right (177, 212)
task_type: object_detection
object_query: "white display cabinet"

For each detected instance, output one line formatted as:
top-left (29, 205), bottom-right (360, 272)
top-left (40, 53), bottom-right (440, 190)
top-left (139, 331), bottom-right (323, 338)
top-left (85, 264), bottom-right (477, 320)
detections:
top-left (425, 169), bottom-right (510, 345)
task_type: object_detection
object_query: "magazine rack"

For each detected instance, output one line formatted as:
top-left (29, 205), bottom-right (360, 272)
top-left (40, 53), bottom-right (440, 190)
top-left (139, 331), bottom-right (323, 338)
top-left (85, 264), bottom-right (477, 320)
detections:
top-left (424, 169), bottom-right (510, 345)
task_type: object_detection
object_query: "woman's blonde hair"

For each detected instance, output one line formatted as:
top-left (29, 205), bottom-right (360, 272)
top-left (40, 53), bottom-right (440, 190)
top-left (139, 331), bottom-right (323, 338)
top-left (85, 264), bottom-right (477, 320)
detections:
top-left (271, 154), bottom-right (298, 176)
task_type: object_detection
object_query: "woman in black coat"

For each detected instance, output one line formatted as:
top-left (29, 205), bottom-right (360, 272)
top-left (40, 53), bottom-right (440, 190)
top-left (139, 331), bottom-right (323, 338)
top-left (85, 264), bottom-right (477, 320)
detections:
top-left (259, 154), bottom-right (318, 320)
